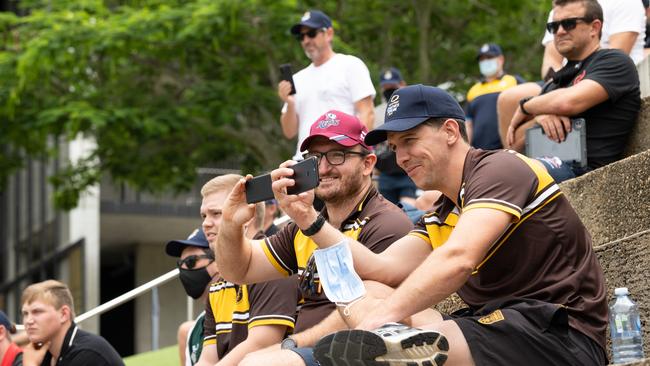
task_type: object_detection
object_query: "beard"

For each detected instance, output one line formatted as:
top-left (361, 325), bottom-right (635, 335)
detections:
top-left (315, 164), bottom-right (366, 205)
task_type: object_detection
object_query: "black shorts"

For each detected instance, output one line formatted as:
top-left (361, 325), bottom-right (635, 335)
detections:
top-left (444, 298), bottom-right (607, 366)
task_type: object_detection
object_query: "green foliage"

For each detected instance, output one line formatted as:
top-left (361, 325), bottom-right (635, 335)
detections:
top-left (0, 0), bottom-right (551, 209)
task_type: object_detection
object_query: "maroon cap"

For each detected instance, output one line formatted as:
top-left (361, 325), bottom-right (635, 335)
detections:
top-left (300, 110), bottom-right (371, 152)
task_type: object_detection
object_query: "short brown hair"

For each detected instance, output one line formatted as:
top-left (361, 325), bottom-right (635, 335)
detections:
top-left (21, 280), bottom-right (75, 319)
top-left (553, 0), bottom-right (603, 23)
top-left (423, 118), bottom-right (469, 143)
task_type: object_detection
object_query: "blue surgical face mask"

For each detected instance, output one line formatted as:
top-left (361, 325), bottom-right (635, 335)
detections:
top-left (479, 58), bottom-right (499, 77)
top-left (312, 240), bottom-right (365, 304)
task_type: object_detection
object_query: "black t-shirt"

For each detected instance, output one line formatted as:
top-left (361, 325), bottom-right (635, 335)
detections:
top-left (541, 49), bottom-right (640, 169)
top-left (40, 323), bottom-right (124, 366)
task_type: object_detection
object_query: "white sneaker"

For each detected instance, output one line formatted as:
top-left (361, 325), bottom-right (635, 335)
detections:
top-left (314, 323), bottom-right (448, 366)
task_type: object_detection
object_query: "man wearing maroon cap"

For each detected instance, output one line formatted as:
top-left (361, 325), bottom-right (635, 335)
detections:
top-left (216, 110), bottom-right (412, 366)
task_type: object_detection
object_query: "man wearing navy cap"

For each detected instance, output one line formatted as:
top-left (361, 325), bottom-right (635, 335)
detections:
top-left (0, 310), bottom-right (22, 366)
top-left (278, 9), bottom-right (376, 160)
top-left (269, 85), bottom-right (608, 365)
top-left (465, 43), bottom-right (524, 150)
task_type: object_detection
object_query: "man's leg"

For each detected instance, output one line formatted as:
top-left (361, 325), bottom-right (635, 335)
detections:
top-left (315, 281), bottom-right (474, 365)
top-left (240, 348), bottom-right (315, 366)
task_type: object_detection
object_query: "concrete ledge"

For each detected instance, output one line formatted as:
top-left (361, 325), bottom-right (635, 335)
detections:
top-left (626, 97), bottom-right (650, 156)
top-left (560, 149), bottom-right (650, 245)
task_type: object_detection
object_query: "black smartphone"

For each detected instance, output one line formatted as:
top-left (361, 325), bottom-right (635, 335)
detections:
top-left (245, 173), bottom-right (273, 204)
top-left (287, 156), bottom-right (319, 195)
top-left (244, 157), bottom-right (319, 204)
top-left (280, 63), bottom-right (296, 95)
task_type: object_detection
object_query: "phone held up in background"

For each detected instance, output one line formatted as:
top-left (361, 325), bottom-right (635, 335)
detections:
top-left (245, 157), bottom-right (319, 204)
top-left (280, 63), bottom-right (297, 95)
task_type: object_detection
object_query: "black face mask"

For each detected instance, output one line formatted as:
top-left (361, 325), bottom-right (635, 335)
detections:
top-left (179, 267), bottom-right (212, 299)
top-left (383, 88), bottom-right (398, 101)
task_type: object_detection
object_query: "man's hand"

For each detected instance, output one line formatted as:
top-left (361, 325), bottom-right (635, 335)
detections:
top-left (277, 81), bottom-right (295, 104)
top-left (222, 176), bottom-right (256, 227)
top-left (506, 104), bottom-right (534, 147)
top-left (22, 341), bottom-right (50, 366)
top-left (271, 160), bottom-right (319, 230)
top-left (534, 114), bottom-right (571, 143)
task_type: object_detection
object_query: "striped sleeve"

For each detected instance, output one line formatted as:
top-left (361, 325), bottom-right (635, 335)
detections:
top-left (247, 277), bottom-right (300, 330)
top-left (260, 224), bottom-right (300, 277)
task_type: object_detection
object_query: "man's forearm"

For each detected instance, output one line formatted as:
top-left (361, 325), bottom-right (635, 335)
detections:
top-left (292, 310), bottom-right (348, 347)
top-left (280, 105), bottom-right (299, 139)
top-left (215, 222), bottom-right (251, 283)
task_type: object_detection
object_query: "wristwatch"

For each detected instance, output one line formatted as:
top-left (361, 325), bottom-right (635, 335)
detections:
top-left (519, 96), bottom-right (533, 116)
top-left (280, 336), bottom-right (298, 349)
top-left (302, 214), bottom-right (326, 236)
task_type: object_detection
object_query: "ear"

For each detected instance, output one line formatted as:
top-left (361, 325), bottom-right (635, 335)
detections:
top-left (325, 27), bottom-right (334, 41)
top-left (442, 119), bottom-right (462, 145)
top-left (590, 19), bottom-right (603, 38)
top-left (363, 153), bottom-right (378, 176)
top-left (59, 305), bottom-right (71, 324)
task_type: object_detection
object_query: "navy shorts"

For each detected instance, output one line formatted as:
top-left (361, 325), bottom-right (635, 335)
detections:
top-left (444, 298), bottom-right (607, 366)
top-left (288, 347), bottom-right (319, 366)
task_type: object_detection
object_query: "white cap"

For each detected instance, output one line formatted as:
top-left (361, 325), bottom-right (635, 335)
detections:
top-left (614, 287), bottom-right (629, 296)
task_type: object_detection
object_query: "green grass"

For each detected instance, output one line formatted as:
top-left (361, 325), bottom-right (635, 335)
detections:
top-left (123, 345), bottom-right (179, 366)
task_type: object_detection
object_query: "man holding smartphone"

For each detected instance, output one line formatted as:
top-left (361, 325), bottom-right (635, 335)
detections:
top-left (217, 110), bottom-right (413, 366)
top-left (278, 9), bottom-right (376, 160)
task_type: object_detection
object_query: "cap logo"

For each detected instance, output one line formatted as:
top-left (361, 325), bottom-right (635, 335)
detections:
top-left (301, 12), bottom-right (311, 21)
top-left (386, 94), bottom-right (400, 116)
top-left (481, 44), bottom-right (489, 52)
top-left (187, 228), bottom-right (199, 240)
top-left (360, 130), bottom-right (367, 141)
top-left (318, 112), bottom-right (340, 129)
top-left (383, 70), bottom-right (392, 80)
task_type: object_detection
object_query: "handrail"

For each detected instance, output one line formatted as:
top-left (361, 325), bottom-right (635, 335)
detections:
top-left (15, 268), bottom-right (180, 330)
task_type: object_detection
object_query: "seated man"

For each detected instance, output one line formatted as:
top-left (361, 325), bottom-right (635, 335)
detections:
top-left (497, 0), bottom-right (645, 153)
top-left (507, 0), bottom-right (640, 182)
top-left (216, 110), bottom-right (413, 366)
top-left (193, 174), bottom-right (300, 366)
top-left (271, 85), bottom-right (608, 366)
top-left (20, 280), bottom-right (124, 366)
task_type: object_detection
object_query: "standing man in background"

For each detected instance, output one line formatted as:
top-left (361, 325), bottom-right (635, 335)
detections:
top-left (465, 43), bottom-right (524, 150)
top-left (0, 310), bottom-right (22, 366)
top-left (278, 9), bottom-right (376, 160)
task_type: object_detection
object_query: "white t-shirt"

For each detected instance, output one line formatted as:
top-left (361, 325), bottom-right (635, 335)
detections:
top-left (542, 0), bottom-right (647, 65)
top-left (283, 53), bottom-right (375, 159)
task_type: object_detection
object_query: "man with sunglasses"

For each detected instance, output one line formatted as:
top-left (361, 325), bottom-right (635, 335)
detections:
top-left (497, 0), bottom-right (645, 153)
top-left (507, 0), bottom-right (640, 183)
top-left (218, 110), bottom-right (412, 366)
top-left (167, 174), bottom-right (300, 366)
top-left (278, 9), bottom-right (376, 160)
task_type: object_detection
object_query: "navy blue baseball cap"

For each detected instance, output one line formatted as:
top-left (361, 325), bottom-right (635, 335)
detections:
top-left (0, 310), bottom-right (16, 334)
top-left (365, 84), bottom-right (465, 145)
top-left (379, 67), bottom-right (403, 86)
top-left (290, 10), bottom-right (332, 35)
top-left (476, 43), bottom-right (502, 60)
top-left (165, 228), bottom-right (210, 257)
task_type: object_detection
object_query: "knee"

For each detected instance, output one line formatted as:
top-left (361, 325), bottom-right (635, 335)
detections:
top-left (239, 352), bottom-right (262, 366)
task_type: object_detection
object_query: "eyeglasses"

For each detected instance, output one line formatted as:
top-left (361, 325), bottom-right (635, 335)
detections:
top-left (294, 28), bottom-right (324, 41)
top-left (298, 254), bottom-right (319, 297)
top-left (546, 17), bottom-right (592, 34)
top-left (177, 253), bottom-right (214, 270)
top-left (303, 150), bottom-right (367, 166)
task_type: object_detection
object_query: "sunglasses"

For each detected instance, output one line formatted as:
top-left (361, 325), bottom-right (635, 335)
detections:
top-left (177, 253), bottom-right (214, 270)
top-left (546, 17), bottom-right (592, 34)
top-left (298, 254), bottom-right (320, 297)
top-left (294, 28), bottom-right (324, 41)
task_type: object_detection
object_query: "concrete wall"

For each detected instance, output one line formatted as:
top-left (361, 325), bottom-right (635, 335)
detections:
top-left (626, 97), bottom-right (650, 157)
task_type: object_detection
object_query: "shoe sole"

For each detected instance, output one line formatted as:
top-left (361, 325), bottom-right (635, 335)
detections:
top-left (314, 329), bottom-right (449, 366)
